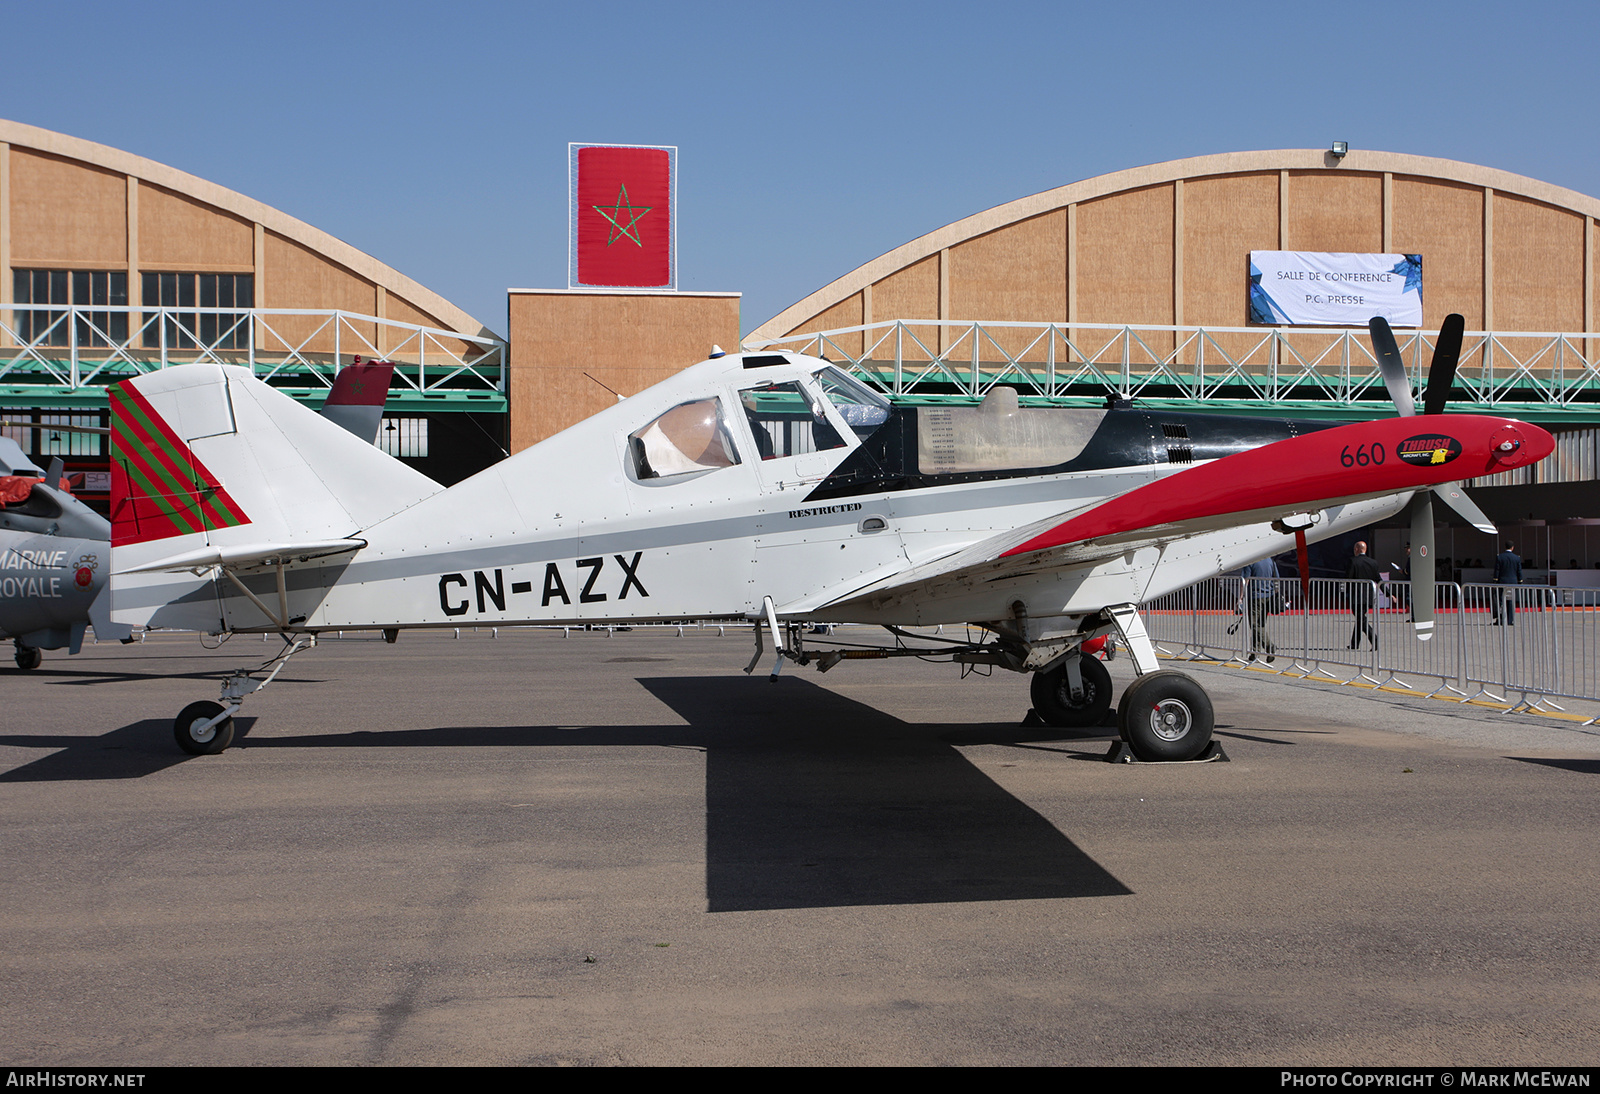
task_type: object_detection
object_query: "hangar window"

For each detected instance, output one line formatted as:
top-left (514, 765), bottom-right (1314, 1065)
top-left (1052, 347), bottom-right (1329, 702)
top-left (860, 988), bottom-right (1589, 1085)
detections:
top-left (12, 270), bottom-right (128, 347)
top-left (379, 417), bottom-right (428, 458)
top-left (38, 414), bottom-right (104, 457)
top-left (629, 399), bottom-right (741, 480)
top-left (141, 272), bottom-right (253, 350)
top-left (0, 409), bottom-right (103, 458)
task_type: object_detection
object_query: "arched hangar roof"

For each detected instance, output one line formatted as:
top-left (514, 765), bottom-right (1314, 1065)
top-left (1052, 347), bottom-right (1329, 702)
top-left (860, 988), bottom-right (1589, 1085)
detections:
top-left (750, 149), bottom-right (1600, 342)
top-left (0, 118), bottom-right (495, 340)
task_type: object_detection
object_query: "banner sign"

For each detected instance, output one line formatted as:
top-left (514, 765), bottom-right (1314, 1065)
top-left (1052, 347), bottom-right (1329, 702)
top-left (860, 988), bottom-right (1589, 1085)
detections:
top-left (569, 143), bottom-right (676, 289)
top-left (1249, 251), bottom-right (1422, 326)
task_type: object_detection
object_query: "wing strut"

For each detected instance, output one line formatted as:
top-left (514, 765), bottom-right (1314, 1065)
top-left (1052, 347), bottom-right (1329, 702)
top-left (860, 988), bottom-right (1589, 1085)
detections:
top-left (220, 562), bottom-right (295, 632)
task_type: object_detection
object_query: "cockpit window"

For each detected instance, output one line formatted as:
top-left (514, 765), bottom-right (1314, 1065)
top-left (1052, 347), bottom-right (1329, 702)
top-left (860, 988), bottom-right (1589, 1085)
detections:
top-left (815, 367), bottom-right (891, 441)
top-left (0, 479), bottom-right (63, 520)
top-left (629, 399), bottom-right (742, 480)
top-left (739, 381), bottom-right (846, 459)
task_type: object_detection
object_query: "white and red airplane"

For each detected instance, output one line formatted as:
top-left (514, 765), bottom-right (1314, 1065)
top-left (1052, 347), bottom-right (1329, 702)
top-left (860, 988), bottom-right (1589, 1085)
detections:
top-left (108, 316), bottom-right (1552, 760)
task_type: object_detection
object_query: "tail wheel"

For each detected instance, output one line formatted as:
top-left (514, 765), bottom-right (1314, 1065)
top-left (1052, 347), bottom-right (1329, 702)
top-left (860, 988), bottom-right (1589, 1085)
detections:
top-left (14, 644), bottom-right (42, 671)
top-left (1117, 670), bottom-right (1214, 761)
top-left (174, 700), bottom-right (234, 756)
top-left (1030, 655), bottom-right (1113, 728)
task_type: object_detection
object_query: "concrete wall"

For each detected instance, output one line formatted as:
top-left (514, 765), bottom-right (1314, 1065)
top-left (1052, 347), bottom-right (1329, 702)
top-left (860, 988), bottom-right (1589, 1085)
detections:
top-left (508, 290), bottom-right (741, 451)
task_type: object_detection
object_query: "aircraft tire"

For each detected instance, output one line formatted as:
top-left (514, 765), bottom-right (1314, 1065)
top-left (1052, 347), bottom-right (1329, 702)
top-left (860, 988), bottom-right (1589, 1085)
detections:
top-left (1117, 671), bottom-right (1213, 762)
top-left (14, 644), bottom-right (42, 671)
top-left (174, 701), bottom-right (234, 756)
top-left (1030, 655), bottom-right (1113, 728)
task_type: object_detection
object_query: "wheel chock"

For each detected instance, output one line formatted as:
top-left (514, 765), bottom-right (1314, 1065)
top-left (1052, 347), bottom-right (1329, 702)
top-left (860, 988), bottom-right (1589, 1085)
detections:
top-left (1105, 740), bottom-right (1230, 764)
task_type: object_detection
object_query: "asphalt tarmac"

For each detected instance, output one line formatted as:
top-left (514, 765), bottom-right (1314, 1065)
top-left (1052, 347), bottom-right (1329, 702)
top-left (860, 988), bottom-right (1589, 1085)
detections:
top-left (3, 627), bottom-right (1598, 1066)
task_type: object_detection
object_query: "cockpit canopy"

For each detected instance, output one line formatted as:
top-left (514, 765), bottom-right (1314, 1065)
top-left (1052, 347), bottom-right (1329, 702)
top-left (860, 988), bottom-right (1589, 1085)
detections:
top-left (628, 363), bottom-right (892, 481)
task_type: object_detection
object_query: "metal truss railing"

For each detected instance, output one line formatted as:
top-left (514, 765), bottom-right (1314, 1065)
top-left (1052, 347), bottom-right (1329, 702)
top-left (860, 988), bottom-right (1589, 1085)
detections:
top-left (0, 304), bottom-right (505, 395)
top-left (1144, 576), bottom-right (1600, 720)
top-left (746, 319), bottom-right (1600, 408)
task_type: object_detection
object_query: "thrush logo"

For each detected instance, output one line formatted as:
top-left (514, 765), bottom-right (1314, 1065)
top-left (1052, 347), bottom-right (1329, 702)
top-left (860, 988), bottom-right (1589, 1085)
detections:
top-left (1397, 434), bottom-right (1462, 467)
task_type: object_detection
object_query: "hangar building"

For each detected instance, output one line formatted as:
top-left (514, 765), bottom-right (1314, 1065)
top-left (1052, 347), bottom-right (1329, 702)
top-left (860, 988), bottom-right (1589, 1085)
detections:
top-left (3, 124), bottom-right (1596, 570)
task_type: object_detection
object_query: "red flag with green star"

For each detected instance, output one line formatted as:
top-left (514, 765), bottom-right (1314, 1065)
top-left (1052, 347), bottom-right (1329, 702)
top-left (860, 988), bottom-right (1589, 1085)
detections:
top-left (574, 145), bottom-right (674, 288)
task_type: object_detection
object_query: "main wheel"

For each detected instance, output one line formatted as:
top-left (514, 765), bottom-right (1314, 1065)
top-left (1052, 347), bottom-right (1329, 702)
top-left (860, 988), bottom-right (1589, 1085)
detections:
top-left (1030, 654), bottom-right (1113, 728)
top-left (174, 700), bottom-right (234, 755)
top-left (1117, 670), bottom-right (1214, 762)
top-left (14, 644), bottom-right (42, 671)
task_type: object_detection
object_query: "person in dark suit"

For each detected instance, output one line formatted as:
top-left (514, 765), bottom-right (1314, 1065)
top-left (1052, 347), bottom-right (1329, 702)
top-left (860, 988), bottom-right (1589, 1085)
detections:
top-left (1347, 541), bottom-right (1382, 650)
top-left (1492, 541), bottom-right (1523, 625)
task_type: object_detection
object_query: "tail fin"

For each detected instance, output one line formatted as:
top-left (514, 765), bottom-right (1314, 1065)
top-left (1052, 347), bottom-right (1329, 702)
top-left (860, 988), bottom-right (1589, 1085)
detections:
top-left (110, 364), bottom-right (441, 630)
top-left (319, 358), bottom-right (395, 445)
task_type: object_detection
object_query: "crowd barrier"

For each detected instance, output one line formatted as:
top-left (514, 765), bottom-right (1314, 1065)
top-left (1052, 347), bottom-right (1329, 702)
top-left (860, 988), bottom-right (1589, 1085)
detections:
top-left (1144, 577), bottom-right (1600, 719)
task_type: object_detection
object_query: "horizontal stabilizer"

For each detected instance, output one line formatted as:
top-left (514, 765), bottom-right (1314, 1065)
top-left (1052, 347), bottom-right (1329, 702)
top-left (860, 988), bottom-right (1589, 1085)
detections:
top-left (118, 538), bottom-right (367, 575)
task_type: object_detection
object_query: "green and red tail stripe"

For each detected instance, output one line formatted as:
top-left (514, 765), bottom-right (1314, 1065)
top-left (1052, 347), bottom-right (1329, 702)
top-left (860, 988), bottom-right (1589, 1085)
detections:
top-left (109, 381), bottom-right (252, 547)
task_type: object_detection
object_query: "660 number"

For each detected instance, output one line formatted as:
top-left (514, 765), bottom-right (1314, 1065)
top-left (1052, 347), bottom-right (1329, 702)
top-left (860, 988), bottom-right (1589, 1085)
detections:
top-left (1340, 443), bottom-right (1386, 467)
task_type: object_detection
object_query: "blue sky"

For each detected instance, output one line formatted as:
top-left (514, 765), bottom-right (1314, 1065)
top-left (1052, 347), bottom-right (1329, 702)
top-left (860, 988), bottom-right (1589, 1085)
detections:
top-left (7, 1), bottom-right (1598, 336)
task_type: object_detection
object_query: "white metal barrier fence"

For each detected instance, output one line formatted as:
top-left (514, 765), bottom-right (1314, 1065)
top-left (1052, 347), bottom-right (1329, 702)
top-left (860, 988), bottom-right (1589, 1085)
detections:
top-left (1144, 577), bottom-right (1600, 717)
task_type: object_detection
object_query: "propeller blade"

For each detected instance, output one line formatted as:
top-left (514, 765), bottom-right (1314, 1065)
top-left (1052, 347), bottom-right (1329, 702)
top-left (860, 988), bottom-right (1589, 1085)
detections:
top-left (45, 456), bottom-right (66, 491)
top-left (1295, 529), bottom-right (1311, 604)
top-left (1434, 481), bottom-right (1496, 536)
top-left (1423, 313), bottom-right (1464, 415)
top-left (1409, 494), bottom-right (1436, 641)
top-left (1369, 316), bottom-right (1416, 417)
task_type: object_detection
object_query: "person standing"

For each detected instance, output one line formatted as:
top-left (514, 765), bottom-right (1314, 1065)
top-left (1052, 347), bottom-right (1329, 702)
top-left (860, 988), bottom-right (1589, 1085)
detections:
top-left (1240, 556), bottom-right (1278, 663)
top-left (1347, 540), bottom-right (1382, 650)
top-left (1492, 541), bottom-right (1523, 625)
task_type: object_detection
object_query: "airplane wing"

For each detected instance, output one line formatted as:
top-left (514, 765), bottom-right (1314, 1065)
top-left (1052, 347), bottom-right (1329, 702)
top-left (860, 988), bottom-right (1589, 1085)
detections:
top-left (819, 412), bottom-right (1546, 611)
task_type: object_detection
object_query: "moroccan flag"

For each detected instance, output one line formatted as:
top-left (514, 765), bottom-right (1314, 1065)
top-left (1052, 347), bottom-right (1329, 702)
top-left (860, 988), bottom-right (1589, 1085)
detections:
top-left (572, 144), bottom-right (674, 288)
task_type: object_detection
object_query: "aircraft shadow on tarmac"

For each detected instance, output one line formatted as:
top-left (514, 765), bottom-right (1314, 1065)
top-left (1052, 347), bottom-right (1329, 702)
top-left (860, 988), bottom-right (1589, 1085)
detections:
top-left (1509, 756), bottom-right (1600, 775)
top-left (0, 718), bottom-right (260, 781)
top-left (1, 675), bottom-right (1130, 910)
top-left (6, 664), bottom-right (248, 686)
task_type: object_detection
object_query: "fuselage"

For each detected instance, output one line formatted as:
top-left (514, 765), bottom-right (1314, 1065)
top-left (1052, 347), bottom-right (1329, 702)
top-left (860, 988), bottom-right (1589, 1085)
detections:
top-left (175, 355), bottom-right (1402, 633)
top-left (110, 352), bottom-right (1550, 636)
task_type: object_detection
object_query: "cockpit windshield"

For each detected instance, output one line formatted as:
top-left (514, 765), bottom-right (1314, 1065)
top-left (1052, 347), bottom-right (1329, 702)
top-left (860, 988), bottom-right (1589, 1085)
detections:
top-left (738, 381), bottom-right (847, 459)
top-left (814, 366), bottom-right (891, 441)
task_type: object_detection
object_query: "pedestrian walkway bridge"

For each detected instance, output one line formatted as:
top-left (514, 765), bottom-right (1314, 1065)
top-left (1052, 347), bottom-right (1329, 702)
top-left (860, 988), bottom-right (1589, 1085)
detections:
top-left (0, 304), bottom-right (506, 414)
top-left (747, 319), bottom-right (1600, 427)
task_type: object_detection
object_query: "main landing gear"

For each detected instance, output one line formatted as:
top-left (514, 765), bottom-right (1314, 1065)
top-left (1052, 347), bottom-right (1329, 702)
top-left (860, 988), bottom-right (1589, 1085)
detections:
top-left (1030, 655), bottom-right (1113, 728)
top-left (741, 598), bottom-right (1218, 762)
top-left (1027, 604), bottom-right (1218, 763)
top-left (1113, 670), bottom-right (1215, 762)
top-left (172, 635), bottom-right (314, 755)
